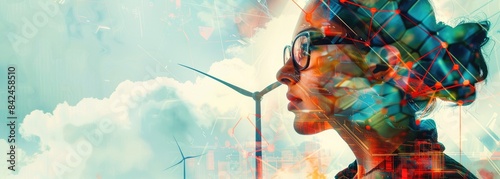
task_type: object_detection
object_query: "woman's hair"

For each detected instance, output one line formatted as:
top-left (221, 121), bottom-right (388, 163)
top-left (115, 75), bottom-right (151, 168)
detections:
top-left (316, 0), bottom-right (490, 108)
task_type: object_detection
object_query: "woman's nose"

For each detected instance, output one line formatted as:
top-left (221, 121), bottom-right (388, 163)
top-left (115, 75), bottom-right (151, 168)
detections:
top-left (276, 59), bottom-right (299, 85)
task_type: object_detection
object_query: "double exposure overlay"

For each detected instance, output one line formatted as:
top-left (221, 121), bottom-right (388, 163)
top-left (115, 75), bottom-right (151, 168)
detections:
top-left (276, 0), bottom-right (490, 178)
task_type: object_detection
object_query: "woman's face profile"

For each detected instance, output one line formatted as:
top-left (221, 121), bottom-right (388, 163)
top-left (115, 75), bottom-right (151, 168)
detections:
top-left (276, 0), bottom-right (490, 177)
top-left (276, 5), bottom-right (372, 135)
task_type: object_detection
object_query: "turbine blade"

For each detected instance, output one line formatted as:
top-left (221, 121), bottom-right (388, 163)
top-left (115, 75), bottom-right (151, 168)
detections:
top-left (258, 81), bottom-right (281, 96)
top-left (173, 136), bottom-right (184, 158)
top-left (164, 160), bottom-right (183, 171)
top-left (185, 153), bottom-right (206, 159)
top-left (179, 64), bottom-right (253, 97)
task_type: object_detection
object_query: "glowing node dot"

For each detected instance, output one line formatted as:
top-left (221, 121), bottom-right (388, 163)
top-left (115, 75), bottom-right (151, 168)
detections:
top-left (366, 125), bottom-right (371, 130)
top-left (452, 64), bottom-right (459, 71)
top-left (463, 80), bottom-right (470, 85)
top-left (457, 100), bottom-right (464, 105)
top-left (370, 8), bottom-right (377, 14)
top-left (394, 10), bottom-right (401, 14)
top-left (390, 116), bottom-right (396, 121)
top-left (405, 61), bottom-right (414, 69)
top-left (435, 82), bottom-right (442, 88)
top-left (340, 0), bottom-right (347, 3)
top-left (416, 119), bottom-right (421, 126)
top-left (441, 42), bottom-right (448, 48)
top-left (305, 13), bottom-right (312, 23)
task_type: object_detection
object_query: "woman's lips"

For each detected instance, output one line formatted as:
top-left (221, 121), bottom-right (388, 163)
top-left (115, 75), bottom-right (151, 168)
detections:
top-left (286, 93), bottom-right (299, 101)
top-left (286, 93), bottom-right (301, 111)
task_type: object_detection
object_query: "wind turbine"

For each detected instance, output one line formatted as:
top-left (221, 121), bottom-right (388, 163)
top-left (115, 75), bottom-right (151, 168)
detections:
top-left (165, 136), bottom-right (205, 179)
top-left (179, 64), bottom-right (281, 179)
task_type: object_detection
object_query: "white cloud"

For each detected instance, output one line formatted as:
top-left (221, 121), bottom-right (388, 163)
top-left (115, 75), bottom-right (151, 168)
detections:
top-left (7, 73), bottom-right (288, 178)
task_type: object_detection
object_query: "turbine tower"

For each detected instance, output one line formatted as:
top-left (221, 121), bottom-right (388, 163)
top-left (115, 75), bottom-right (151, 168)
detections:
top-left (179, 64), bottom-right (281, 179)
top-left (165, 136), bottom-right (205, 179)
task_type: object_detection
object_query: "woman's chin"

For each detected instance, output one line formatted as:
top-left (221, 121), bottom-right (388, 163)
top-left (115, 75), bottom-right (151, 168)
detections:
top-left (293, 111), bottom-right (333, 135)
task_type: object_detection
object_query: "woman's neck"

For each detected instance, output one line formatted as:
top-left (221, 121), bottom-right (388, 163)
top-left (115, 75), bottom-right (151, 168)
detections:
top-left (329, 84), bottom-right (420, 175)
top-left (329, 116), bottom-right (417, 176)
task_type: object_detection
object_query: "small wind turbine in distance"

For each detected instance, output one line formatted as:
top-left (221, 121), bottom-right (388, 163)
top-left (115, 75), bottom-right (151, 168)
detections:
top-left (179, 64), bottom-right (281, 179)
top-left (165, 136), bottom-right (205, 179)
